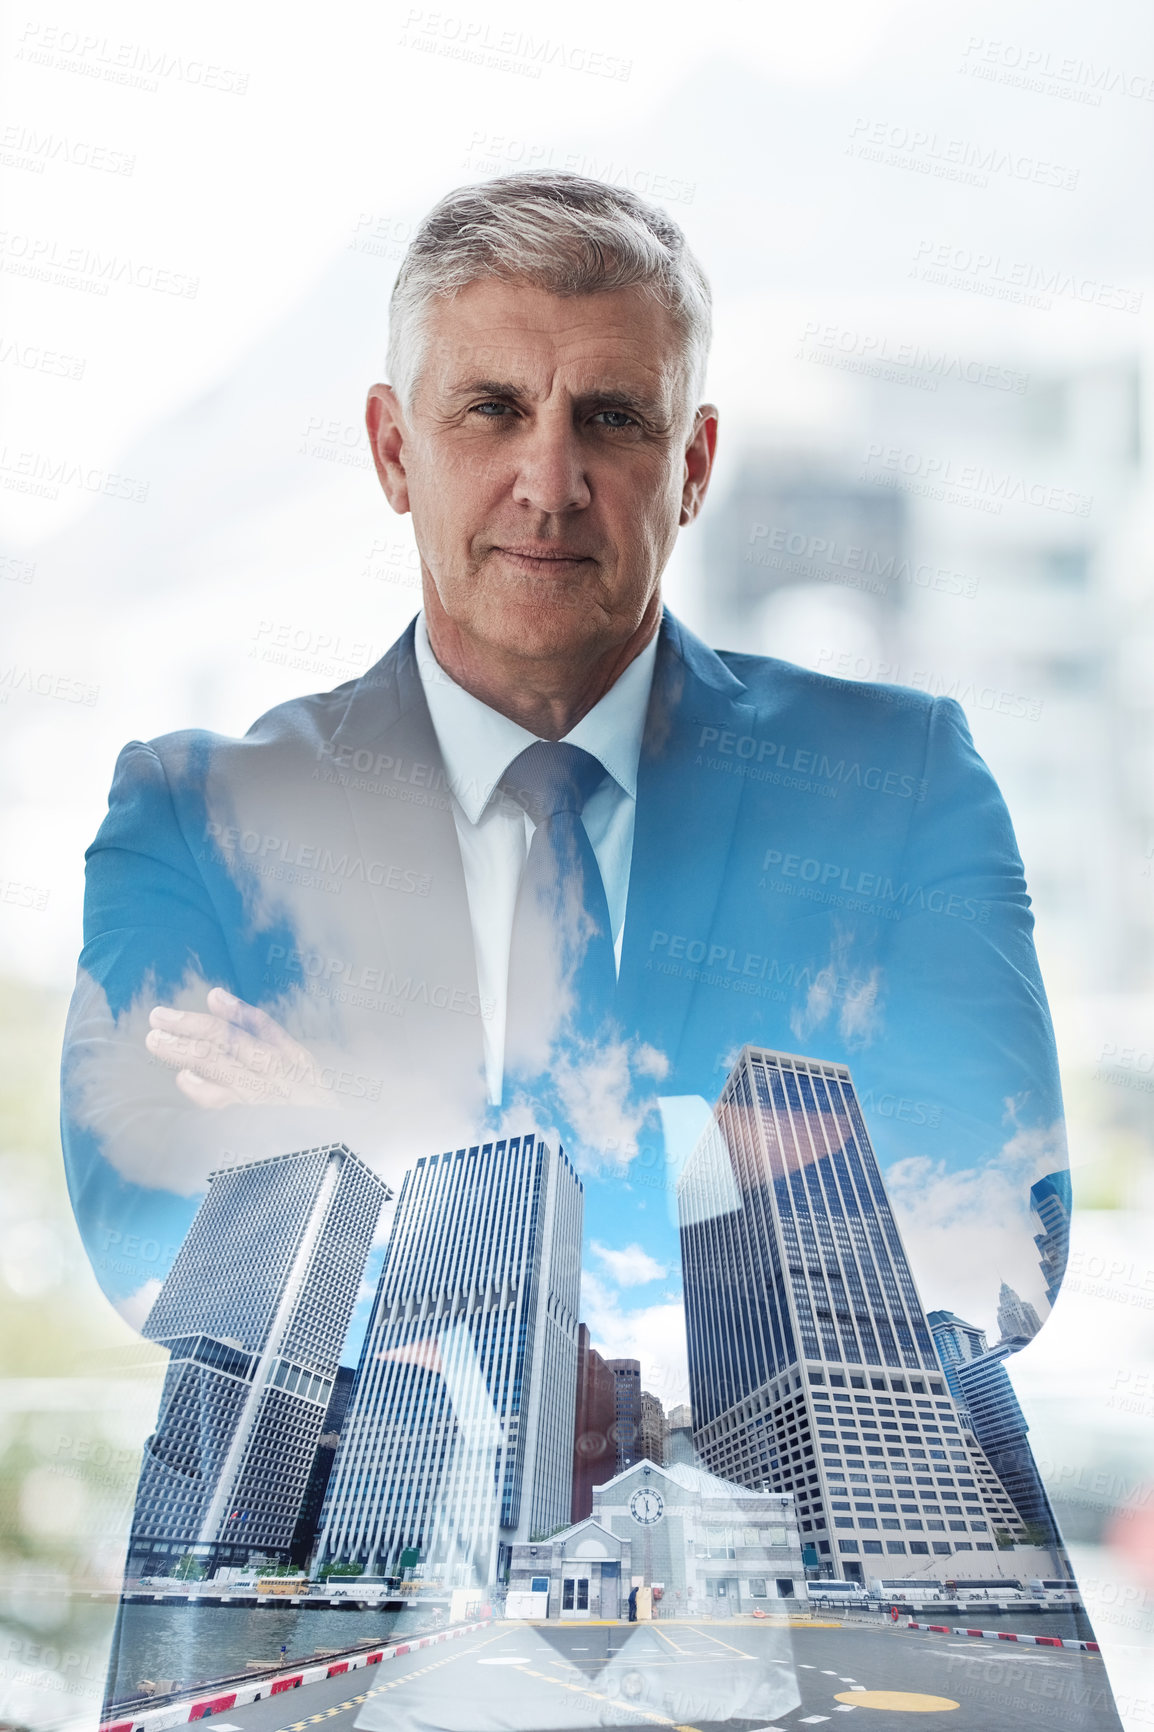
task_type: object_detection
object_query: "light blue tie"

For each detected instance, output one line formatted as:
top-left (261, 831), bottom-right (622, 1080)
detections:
top-left (500, 741), bottom-right (616, 1068)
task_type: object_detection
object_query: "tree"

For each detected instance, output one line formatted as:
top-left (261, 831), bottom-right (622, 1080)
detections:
top-left (318, 1560), bottom-right (364, 1579)
top-left (173, 1553), bottom-right (207, 1581)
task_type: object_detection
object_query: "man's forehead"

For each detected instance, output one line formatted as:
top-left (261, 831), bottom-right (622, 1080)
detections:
top-left (421, 279), bottom-right (681, 395)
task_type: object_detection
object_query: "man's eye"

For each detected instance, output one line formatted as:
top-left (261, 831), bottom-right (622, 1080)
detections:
top-left (469, 401), bottom-right (512, 418)
top-left (593, 410), bottom-right (637, 429)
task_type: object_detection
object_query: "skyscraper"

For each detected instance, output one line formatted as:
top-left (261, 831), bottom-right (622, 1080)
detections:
top-left (678, 1046), bottom-right (1015, 1583)
top-left (290, 1366), bottom-right (356, 1567)
top-left (128, 1143), bottom-right (389, 1576)
top-left (639, 1390), bottom-right (667, 1466)
top-left (956, 1345), bottom-right (1059, 1542)
top-left (605, 1358), bottom-right (643, 1473)
top-left (318, 1135), bottom-right (582, 1587)
top-left (665, 1403), bottom-right (697, 1467)
top-left (1030, 1171), bottom-right (1072, 1308)
top-left (572, 1324), bottom-right (617, 1522)
top-left (927, 1309), bottom-right (988, 1416)
top-left (996, 1281), bottom-right (1042, 1344)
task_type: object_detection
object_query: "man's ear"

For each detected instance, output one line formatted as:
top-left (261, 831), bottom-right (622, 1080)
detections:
top-left (366, 384), bottom-right (411, 514)
top-left (680, 405), bottom-right (719, 527)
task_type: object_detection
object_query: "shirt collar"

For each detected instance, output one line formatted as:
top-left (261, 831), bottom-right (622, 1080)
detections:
top-left (414, 612), bottom-right (659, 825)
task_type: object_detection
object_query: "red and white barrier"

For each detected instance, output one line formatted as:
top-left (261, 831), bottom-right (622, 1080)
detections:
top-left (98, 1618), bottom-right (493, 1732)
top-left (906, 1619), bottom-right (1099, 1653)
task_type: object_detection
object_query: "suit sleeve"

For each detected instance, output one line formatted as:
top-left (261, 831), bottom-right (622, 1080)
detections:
top-left (60, 739), bottom-right (242, 1292)
top-left (869, 695), bottom-right (1066, 1296)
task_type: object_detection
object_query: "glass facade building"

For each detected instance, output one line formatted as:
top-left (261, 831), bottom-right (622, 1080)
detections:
top-left (678, 1047), bottom-right (1022, 1582)
top-left (955, 1345), bottom-right (1059, 1540)
top-left (317, 1134), bottom-right (582, 1587)
top-left (926, 1308), bottom-right (989, 1418)
top-left (1030, 1170), bottom-right (1073, 1309)
top-left (128, 1143), bottom-right (389, 1574)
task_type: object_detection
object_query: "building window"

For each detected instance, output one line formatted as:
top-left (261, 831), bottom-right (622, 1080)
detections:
top-left (909, 1541), bottom-right (929, 1555)
top-left (886, 1541), bottom-right (906, 1554)
top-left (863, 1541), bottom-right (883, 1554)
top-left (838, 1540), bottom-right (860, 1554)
top-left (932, 1542), bottom-right (952, 1555)
top-left (749, 1578), bottom-right (767, 1597)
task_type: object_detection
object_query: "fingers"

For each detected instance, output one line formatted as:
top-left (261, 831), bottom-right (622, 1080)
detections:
top-left (147, 991), bottom-right (327, 1108)
top-left (173, 1067), bottom-right (246, 1109)
top-left (205, 986), bottom-right (300, 1051)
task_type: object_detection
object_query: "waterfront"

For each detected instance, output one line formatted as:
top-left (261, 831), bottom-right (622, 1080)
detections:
top-left (106, 1601), bottom-right (432, 1705)
top-left (104, 1599), bottom-right (1098, 1708)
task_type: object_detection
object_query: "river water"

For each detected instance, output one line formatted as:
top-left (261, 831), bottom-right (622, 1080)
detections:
top-left (105, 1602), bottom-right (434, 1705)
top-left (104, 1599), bottom-right (1099, 1709)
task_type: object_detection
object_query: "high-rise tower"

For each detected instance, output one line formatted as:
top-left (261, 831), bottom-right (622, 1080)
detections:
top-left (605, 1358), bottom-right (643, 1473)
top-left (996, 1281), bottom-right (1042, 1344)
top-left (1030, 1171), bottom-right (1071, 1308)
top-left (927, 1309), bottom-right (989, 1417)
top-left (128, 1143), bottom-right (389, 1575)
top-left (318, 1135), bottom-right (582, 1587)
top-left (678, 1047), bottom-right (1017, 1583)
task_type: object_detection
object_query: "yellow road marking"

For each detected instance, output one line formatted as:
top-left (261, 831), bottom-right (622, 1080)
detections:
top-left (271, 1630), bottom-right (509, 1732)
top-left (519, 1665), bottom-right (703, 1730)
top-left (835, 1689), bottom-right (959, 1711)
top-left (678, 1626), bottom-right (757, 1659)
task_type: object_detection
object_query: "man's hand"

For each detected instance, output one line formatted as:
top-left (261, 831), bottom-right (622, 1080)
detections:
top-left (145, 987), bottom-right (331, 1108)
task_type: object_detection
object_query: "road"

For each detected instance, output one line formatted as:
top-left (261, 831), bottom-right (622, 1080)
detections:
top-left (189, 1618), bottom-right (1123, 1732)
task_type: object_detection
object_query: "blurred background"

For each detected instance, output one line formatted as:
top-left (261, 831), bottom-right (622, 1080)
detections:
top-left (1, 0), bottom-right (1152, 1724)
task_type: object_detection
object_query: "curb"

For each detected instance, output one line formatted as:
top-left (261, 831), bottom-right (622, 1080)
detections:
top-left (99, 1618), bottom-right (493, 1732)
top-left (906, 1619), bottom-right (1099, 1653)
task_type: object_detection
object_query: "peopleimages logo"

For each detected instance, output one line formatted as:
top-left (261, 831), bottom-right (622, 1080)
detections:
top-left (847, 116), bottom-right (1079, 190)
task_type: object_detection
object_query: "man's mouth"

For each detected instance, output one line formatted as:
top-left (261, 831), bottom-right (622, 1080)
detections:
top-left (491, 545), bottom-right (594, 568)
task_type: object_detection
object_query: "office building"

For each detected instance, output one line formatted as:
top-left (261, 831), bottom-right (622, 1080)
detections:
top-left (996, 1282), bottom-right (1042, 1344)
top-left (605, 1358), bottom-right (643, 1473)
top-left (639, 1390), bottom-right (667, 1467)
top-left (128, 1144), bottom-right (389, 1575)
top-left (927, 1309), bottom-right (988, 1416)
top-left (678, 1046), bottom-right (1019, 1582)
top-left (666, 1403), bottom-right (697, 1467)
top-left (1030, 1171), bottom-right (1072, 1308)
top-left (572, 1324), bottom-right (617, 1522)
top-left (290, 1367), bottom-right (356, 1567)
top-left (317, 1135), bottom-right (582, 1587)
top-left (956, 1345), bottom-right (1059, 1541)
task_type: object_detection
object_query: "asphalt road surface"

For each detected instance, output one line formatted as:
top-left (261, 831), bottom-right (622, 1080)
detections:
top-left (189, 1618), bottom-right (1124, 1732)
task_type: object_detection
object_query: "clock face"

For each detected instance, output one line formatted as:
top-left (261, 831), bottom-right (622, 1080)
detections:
top-left (629, 1488), bottom-right (665, 1526)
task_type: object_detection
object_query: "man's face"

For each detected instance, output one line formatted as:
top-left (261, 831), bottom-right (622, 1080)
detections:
top-left (366, 278), bottom-right (716, 670)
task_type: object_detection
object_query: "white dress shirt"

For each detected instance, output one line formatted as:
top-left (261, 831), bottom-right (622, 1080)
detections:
top-left (414, 613), bottom-right (659, 1106)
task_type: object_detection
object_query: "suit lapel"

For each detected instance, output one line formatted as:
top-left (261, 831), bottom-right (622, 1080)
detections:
top-left (327, 622), bottom-right (485, 1084)
top-left (617, 613), bottom-right (756, 1074)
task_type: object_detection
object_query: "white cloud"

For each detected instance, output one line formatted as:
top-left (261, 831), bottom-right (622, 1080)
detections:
top-left (789, 927), bottom-right (884, 1049)
top-left (116, 1278), bottom-right (162, 1333)
top-left (884, 1120), bottom-right (1068, 1338)
top-left (580, 1268), bottom-right (689, 1409)
top-left (591, 1241), bottom-right (668, 1286)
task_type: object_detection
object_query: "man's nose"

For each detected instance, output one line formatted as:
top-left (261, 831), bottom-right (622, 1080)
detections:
top-left (511, 420), bottom-right (592, 514)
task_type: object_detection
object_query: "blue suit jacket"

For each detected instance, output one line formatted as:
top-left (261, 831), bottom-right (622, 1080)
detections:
top-left (62, 610), bottom-right (1062, 1311)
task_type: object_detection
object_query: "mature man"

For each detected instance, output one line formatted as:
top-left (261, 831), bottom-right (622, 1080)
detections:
top-left (64, 173), bottom-right (1060, 1237)
top-left (61, 174), bottom-right (1114, 1724)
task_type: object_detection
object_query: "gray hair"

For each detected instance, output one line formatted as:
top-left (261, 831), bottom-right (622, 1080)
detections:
top-left (386, 172), bottom-right (712, 425)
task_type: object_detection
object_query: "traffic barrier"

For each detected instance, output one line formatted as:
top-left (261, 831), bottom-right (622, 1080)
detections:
top-left (906, 1620), bottom-right (1099, 1652)
top-left (96, 1618), bottom-right (494, 1732)
top-left (189, 1695), bottom-right (236, 1719)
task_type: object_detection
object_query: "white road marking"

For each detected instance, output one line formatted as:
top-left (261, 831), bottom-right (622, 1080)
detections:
top-left (477, 1656), bottom-right (531, 1665)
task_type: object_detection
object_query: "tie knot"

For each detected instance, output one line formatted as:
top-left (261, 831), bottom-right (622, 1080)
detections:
top-left (500, 741), bottom-right (607, 824)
